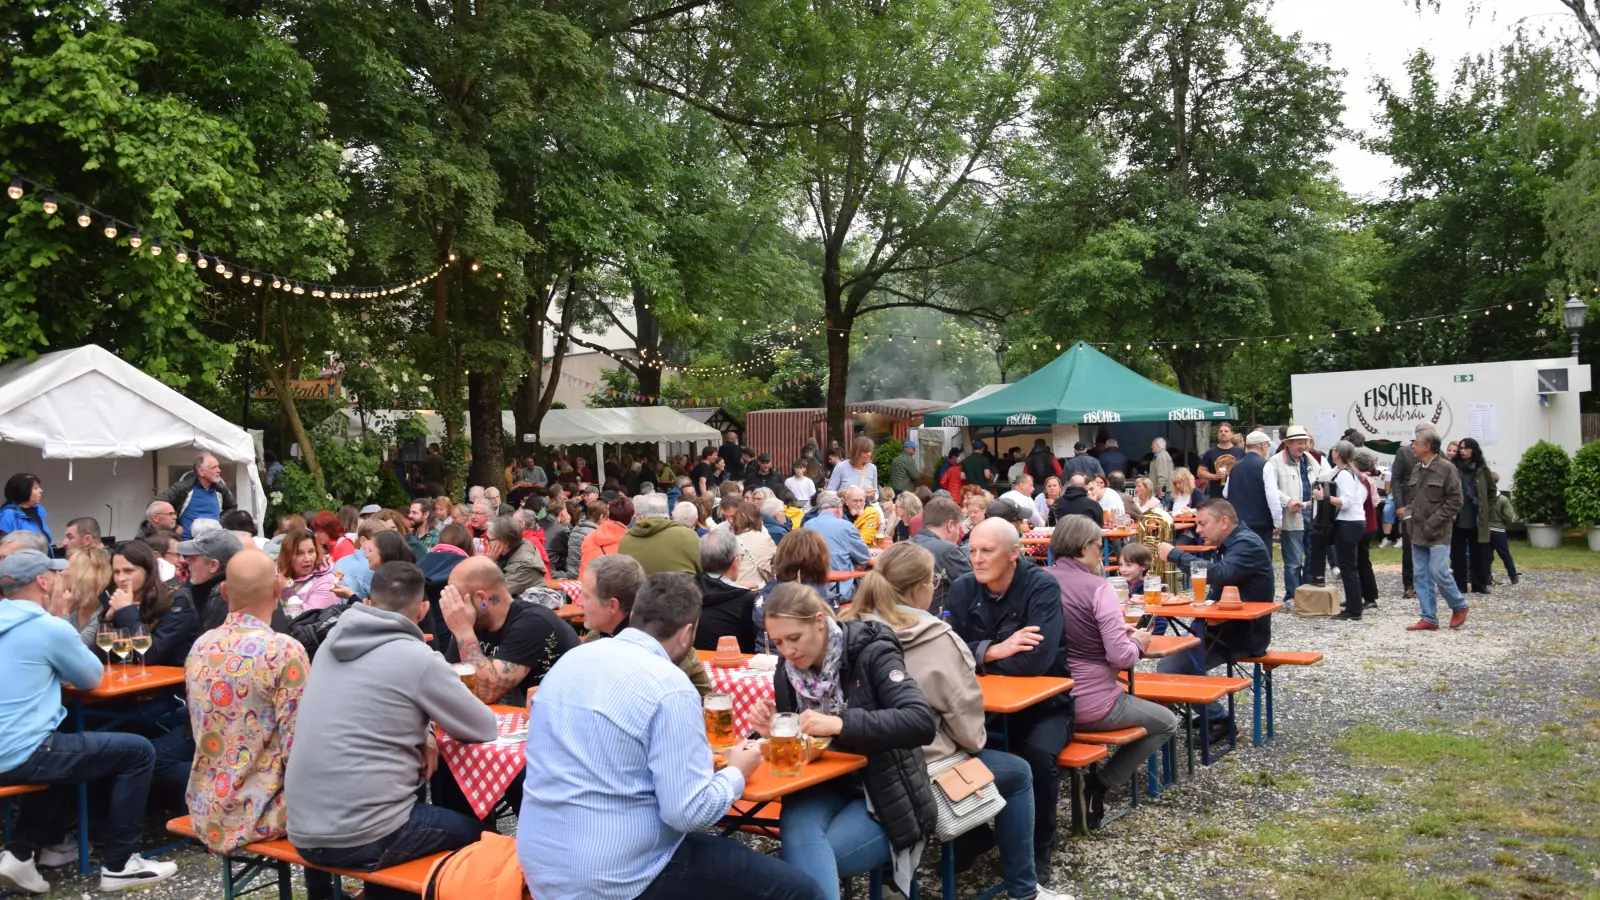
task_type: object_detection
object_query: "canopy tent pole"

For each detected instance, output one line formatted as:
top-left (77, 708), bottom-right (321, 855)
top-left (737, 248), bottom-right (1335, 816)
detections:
top-left (594, 441), bottom-right (605, 485)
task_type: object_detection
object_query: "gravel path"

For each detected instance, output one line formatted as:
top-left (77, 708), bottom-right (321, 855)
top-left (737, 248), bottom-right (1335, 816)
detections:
top-left (25, 565), bottom-right (1599, 899)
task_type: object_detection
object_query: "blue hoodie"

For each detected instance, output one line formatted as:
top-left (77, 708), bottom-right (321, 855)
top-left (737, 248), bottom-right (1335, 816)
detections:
top-left (0, 599), bottom-right (104, 771)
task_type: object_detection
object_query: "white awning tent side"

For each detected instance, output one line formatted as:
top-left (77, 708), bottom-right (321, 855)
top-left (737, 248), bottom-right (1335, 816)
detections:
top-left (327, 406), bottom-right (722, 483)
top-left (0, 345), bottom-right (267, 542)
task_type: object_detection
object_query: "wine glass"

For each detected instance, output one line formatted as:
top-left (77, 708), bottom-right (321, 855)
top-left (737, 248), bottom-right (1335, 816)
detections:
top-left (95, 626), bottom-right (115, 668)
top-left (130, 624), bottom-right (151, 678)
top-left (111, 629), bottom-right (134, 681)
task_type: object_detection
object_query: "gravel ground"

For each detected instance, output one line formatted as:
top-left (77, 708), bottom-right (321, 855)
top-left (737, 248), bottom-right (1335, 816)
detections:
top-left (25, 565), bottom-right (1599, 899)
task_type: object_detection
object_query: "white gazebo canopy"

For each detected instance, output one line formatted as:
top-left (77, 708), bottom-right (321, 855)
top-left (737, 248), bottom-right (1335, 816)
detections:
top-left (0, 344), bottom-right (266, 540)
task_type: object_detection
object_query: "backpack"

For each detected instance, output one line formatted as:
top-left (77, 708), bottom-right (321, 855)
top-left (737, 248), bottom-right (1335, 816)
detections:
top-left (423, 832), bottom-right (527, 900)
top-left (287, 605), bottom-right (347, 661)
top-left (1312, 473), bottom-right (1340, 533)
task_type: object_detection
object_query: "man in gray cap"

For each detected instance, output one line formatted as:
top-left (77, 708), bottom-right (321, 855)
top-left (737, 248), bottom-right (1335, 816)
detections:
top-left (177, 530), bottom-right (246, 634)
top-left (0, 551), bottom-right (180, 893)
top-left (1062, 442), bottom-right (1104, 480)
top-left (358, 504), bottom-right (382, 520)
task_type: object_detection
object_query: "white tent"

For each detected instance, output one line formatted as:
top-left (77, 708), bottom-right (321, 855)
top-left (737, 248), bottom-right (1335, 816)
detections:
top-left (0, 345), bottom-right (266, 543)
top-left (328, 405), bottom-right (722, 482)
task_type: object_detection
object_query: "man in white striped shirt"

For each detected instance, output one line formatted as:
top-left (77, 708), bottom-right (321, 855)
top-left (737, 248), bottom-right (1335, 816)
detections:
top-left (518, 572), bottom-right (824, 900)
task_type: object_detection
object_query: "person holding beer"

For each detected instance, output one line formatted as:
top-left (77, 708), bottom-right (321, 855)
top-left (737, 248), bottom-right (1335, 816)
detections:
top-left (749, 583), bottom-right (937, 900)
top-left (518, 573), bottom-right (826, 900)
top-left (839, 543), bottom-right (1071, 900)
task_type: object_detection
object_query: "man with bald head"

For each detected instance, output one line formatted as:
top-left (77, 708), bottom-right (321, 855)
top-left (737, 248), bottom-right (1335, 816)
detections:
top-left (439, 557), bottom-right (580, 707)
top-left (184, 549), bottom-right (310, 854)
top-left (944, 517), bottom-right (1074, 884)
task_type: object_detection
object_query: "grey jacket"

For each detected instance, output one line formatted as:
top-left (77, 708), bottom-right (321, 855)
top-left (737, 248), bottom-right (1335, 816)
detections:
top-left (909, 529), bottom-right (971, 616)
top-left (1406, 456), bottom-right (1463, 547)
top-left (500, 540), bottom-right (548, 594)
top-left (284, 603), bottom-right (497, 849)
top-left (1390, 445), bottom-right (1417, 508)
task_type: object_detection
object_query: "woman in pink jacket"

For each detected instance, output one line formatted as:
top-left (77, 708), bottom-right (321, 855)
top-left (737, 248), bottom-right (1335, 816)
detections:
top-left (276, 527), bottom-right (343, 611)
top-left (1047, 515), bottom-right (1178, 829)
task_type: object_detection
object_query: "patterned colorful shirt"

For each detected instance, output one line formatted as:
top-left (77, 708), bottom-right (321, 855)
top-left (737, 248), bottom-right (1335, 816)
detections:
top-left (185, 612), bottom-right (309, 852)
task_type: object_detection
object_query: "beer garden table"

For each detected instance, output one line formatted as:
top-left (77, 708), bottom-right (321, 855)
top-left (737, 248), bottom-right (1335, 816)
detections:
top-left (434, 704), bottom-right (529, 819)
top-left (65, 665), bottom-right (188, 873)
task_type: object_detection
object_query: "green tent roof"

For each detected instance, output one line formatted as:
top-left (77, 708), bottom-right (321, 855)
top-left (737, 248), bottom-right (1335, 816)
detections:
top-left (922, 342), bottom-right (1235, 427)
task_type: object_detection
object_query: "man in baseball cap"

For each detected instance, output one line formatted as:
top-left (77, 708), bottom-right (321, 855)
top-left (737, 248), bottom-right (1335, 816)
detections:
top-left (176, 530), bottom-right (246, 633)
top-left (358, 504), bottom-right (382, 519)
top-left (0, 551), bottom-right (180, 892)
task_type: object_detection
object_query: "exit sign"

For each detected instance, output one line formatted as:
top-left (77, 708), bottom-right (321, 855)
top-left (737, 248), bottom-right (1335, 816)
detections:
top-left (1454, 374), bottom-right (1474, 383)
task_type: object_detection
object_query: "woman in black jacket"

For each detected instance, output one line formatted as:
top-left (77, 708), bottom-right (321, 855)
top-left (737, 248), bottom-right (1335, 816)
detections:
top-left (106, 540), bottom-right (200, 668)
top-left (751, 583), bottom-right (937, 900)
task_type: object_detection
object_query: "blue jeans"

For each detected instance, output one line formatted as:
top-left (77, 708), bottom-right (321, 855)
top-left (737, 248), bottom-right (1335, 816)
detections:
top-left (638, 832), bottom-right (825, 900)
top-left (975, 749), bottom-right (1041, 899)
top-left (298, 802), bottom-right (484, 900)
top-left (778, 781), bottom-right (890, 900)
top-left (1281, 528), bottom-right (1306, 601)
top-left (0, 731), bottom-right (155, 870)
top-left (1411, 543), bottom-right (1466, 625)
top-left (994, 704), bottom-right (1072, 855)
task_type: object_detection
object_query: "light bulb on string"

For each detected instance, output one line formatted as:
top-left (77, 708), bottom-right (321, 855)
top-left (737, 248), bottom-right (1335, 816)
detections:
top-left (149, 238), bottom-right (162, 257)
top-left (469, 262), bottom-right (480, 272)
top-left (41, 193), bottom-right (58, 215)
top-left (175, 249), bottom-right (188, 264)
top-left (128, 231), bottom-right (142, 250)
top-left (197, 255), bottom-right (210, 269)
top-left (103, 219), bottom-right (118, 240)
top-left (294, 283), bottom-right (305, 295)
top-left (272, 278), bottom-right (282, 289)
top-left (77, 208), bottom-right (91, 228)
top-left (222, 267), bottom-right (234, 280)
top-left (6, 178), bottom-right (22, 201)
top-left (253, 277), bottom-right (264, 287)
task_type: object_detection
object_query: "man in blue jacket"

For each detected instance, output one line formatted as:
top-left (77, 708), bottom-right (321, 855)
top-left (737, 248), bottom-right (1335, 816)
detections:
top-left (0, 551), bottom-right (178, 893)
top-left (944, 518), bottom-right (1072, 884)
top-left (1157, 498), bottom-right (1274, 737)
top-left (801, 492), bottom-right (871, 602)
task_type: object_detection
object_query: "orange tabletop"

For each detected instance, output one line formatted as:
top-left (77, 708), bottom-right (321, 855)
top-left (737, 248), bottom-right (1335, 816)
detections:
top-left (1142, 600), bottom-right (1282, 621)
top-left (1177, 544), bottom-right (1218, 553)
top-left (827, 570), bottom-right (868, 582)
top-left (1173, 522), bottom-right (1194, 531)
top-left (555, 604), bottom-right (584, 622)
top-left (977, 675), bottom-right (1074, 714)
top-left (1103, 527), bottom-right (1136, 539)
top-left (66, 666), bottom-right (186, 702)
top-left (1142, 634), bottom-right (1200, 659)
top-left (739, 751), bottom-right (867, 802)
top-left (1020, 537), bottom-right (1051, 547)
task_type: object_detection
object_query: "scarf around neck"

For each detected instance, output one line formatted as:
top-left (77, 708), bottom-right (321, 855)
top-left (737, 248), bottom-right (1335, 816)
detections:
top-left (785, 617), bottom-right (848, 716)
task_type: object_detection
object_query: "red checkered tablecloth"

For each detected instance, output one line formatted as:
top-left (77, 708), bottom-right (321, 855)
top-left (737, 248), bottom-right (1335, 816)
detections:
top-left (703, 661), bottom-right (775, 737)
top-left (437, 710), bottom-right (528, 819)
top-left (551, 580), bottom-right (583, 601)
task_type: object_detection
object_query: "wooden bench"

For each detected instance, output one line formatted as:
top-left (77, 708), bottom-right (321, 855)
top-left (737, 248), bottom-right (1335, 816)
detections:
top-left (1117, 672), bottom-right (1251, 772)
top-left (1, 785), bottom-right (45, 843)
top-left (1072, 727), bottom-right (1150, 826)
top-left (724, 799), bottom-right (782, 839)
top-left (1055, 743), bottom-right (1109, 835)
top-left (1230, 650), bottom-right (1324, 746)
top-left (167, 816), bottom-right (445, 900)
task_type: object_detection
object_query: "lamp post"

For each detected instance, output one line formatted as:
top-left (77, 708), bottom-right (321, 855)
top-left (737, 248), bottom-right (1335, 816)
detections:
top-left (994, 341), bottom-right (1010, 383)
top-left (1563, 294), bottom-right (1587, 359)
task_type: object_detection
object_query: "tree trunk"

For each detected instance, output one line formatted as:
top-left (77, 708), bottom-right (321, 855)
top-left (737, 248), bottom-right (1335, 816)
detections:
top-left (824, 311), bottom-right (851, 451)
top-left (468, 362), bottom-right (506, 490)
top-left (513, 287), bottom-right (549, 446)
top-left (633, 282), bottom-right (663, 400)
top-left (268, 364), bottom-right (323, 491)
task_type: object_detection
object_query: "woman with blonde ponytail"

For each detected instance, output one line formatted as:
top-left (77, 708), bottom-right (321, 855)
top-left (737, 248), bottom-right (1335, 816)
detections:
top-left (840, 544), bottom-right (1065, 899)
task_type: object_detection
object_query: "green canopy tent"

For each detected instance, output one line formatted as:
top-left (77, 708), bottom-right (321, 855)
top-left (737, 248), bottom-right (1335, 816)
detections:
top-left (922, 341), bottom-right (1235, 428)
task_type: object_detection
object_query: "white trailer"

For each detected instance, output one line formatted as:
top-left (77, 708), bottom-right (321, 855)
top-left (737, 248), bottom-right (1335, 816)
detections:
top-left (1290, 357), bottom-right (1591, 491)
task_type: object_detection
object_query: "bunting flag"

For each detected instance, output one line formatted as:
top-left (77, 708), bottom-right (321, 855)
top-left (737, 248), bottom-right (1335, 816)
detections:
top-left (558, 370), bottom-right (814, 407)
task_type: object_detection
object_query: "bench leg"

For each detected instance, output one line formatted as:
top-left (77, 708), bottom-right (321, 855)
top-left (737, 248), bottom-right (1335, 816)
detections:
top-left (1251, 663), bottom-right (1264, 748)
top-left (1067, 767), bottom-right (1088, 836)
top-left (1265, 667), bottom-right (1277, 744)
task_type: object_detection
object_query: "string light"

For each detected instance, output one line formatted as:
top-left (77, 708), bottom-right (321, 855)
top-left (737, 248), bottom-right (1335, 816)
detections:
top-left (41, 193), bottom-right (58, 215)
top-left (127, 231), bottom-right (142, 250)
top-left (6, 178), bottom-right (21, 201)
top-left (102, 219), bottom-right (117, 240)
top-left (149, 238), bottom-right (162, 257)
top-left (76, 207), bottom-right (91, 228)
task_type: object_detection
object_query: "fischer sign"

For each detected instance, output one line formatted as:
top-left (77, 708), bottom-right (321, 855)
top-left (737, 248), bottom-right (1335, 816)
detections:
top-left (1167, 407), bottom-right (1205, 421)
top-left (1351, 382), bottom-right (1450, 441)
top-left (1005, 413), bottom-right (1038, 426)
top-left (1083, 410), bottom-right (1122, 424)
top-left (940, 415), bottom-right (970, 427)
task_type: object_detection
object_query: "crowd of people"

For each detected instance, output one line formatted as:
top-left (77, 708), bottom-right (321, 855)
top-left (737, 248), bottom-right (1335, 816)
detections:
top-left (0, 421), bottom-right (1516, 899)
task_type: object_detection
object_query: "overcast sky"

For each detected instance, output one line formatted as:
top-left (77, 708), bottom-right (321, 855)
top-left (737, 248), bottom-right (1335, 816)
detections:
top-left (1267, 0), bottom-right (1580, 199)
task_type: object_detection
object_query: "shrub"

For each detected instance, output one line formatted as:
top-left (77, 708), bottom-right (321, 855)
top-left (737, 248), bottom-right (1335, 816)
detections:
top-left (1512, 440), bottom-right (1570, 525)
top-left (872, 437), bottom-right (903, 474)
top-left (1563, 441), bottom-right (1600, 528)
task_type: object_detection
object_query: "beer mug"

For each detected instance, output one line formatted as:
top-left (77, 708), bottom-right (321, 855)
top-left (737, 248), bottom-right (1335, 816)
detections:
top-left (703, 693), bottom-right (738, 751)
top-left (1143, 574), bottom-right (1164, 604)
top-left (769, 713), bottom-right (806, 777)
top-left (1189, 561), bottom-right (1208, 603)
top-left (451, 662), bottom-right (479, 699)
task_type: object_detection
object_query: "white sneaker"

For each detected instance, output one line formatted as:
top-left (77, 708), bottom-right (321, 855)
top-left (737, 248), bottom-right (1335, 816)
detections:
top-left (1031, 887), bottom-right (1076, 900)
top-left (37, 835), bottom-right (77, 868)
top-left (0, 850), bottom-right (50, 894)
top-left (1380, 539), bottom-right (1393, 548)
top-left (98, 854), bottom-right (177, 892)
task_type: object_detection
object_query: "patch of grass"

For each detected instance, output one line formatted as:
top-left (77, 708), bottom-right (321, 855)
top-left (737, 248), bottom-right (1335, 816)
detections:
top-left (1497, 837), bottom-right (1529, 848)
top-left (1491, 850), bottom-right (1524, 867)
top-left (1283, 862), bottom-right (1476, 899)
top-left (1338, 791), bottom-right (1381, 812)
top-left (1236, 768), bottom-right (1312, 790)
top-left (1411, 812), bottom-right (1451, 837)
top-left (1541, 840), bottom-right (1574, 857)
top-left (1190, 824), bottom-right (1227, 842)
top-left (1371, 535), bottom-right (1600, 572)
top-left (1463, 873), bottom-right (1496, 888)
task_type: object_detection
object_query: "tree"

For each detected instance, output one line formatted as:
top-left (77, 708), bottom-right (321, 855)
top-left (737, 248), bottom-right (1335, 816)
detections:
top-left (628, 0), bottom-right (1053, 442)
top-left (1023, 0), bottom-right (1361, 399)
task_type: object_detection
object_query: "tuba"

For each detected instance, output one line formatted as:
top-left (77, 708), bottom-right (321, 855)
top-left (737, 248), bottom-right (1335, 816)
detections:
top-left (1138, 510), bottom-right (1181, 594)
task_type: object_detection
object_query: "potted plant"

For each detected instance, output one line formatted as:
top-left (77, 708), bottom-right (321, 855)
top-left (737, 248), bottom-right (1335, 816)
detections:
top-left (1513, 440), bottom-right (1570, 549)
top-left (1565, 441), bottom-right (1600, 550)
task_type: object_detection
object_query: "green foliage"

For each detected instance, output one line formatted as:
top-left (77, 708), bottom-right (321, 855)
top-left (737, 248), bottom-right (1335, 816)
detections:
top-left (1513, 440), bottom-right (1571, 525)
top-left (872, 438), bottom-right (903, 473)
top-left (268, 460), bottom-right (330, 524)
top-left (1563, 441), bottom-right (1600, 528)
